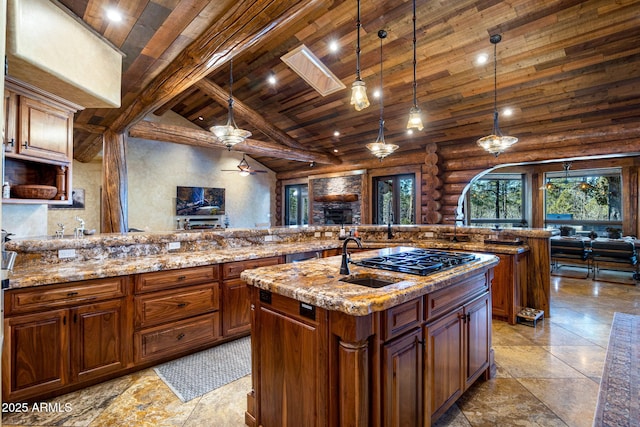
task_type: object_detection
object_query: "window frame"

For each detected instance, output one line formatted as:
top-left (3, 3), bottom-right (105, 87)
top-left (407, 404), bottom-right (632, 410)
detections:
top-left (467, 173), bottom-right (527, 228)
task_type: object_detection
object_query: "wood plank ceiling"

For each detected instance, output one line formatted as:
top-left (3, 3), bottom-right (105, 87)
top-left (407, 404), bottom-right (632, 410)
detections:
top-left (56, 0), bottom-right (640, 174)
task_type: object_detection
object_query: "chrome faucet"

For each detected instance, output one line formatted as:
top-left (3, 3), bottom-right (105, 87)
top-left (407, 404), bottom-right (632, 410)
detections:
top-left (340, 236), bottom-right (362, 275)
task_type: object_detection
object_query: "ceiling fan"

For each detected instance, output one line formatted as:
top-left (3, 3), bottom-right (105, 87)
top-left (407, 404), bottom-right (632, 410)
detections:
top-left (222, 154), bottom-right (268, 176)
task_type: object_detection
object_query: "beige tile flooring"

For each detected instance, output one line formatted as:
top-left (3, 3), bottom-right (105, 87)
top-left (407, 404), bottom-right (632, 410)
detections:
top-left (3, 267), bottom-right (638, 426)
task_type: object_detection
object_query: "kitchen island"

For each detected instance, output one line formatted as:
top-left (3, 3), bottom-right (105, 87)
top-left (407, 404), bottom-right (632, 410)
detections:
top-left (241, 246), bottom-right (500, 427)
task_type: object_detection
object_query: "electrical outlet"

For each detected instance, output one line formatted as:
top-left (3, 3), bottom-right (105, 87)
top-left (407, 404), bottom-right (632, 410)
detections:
top-left (58, 249), bottom-right (76, 259)
top-left (324, 231), bottom-right (333, 237)
top-left (168, 242), bottom-right (181, 250)
top-left (314, 232), bottom-right (322, 237)
top-left (264, 235), bottom-right (274, 242)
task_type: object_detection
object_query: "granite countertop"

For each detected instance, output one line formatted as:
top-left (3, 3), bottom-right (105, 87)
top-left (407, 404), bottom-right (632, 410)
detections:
top-left (5, 238), bottom-right (525, 290)
top-left (6, 241), bottom-right (341, 289)
top-left (240, 246), bottom-right (500, 316)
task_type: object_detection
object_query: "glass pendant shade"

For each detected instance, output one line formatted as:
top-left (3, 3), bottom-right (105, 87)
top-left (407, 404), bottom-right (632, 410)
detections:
top-left (351, 0), bottom-right (369, 111)
top-left (407, 106), bottom-right (424, 131)
top-left (366, 30), bottom-right (398, 160)
top-left (477, 34), bottom-right (517, 156)
top-left (210, 60), bottom-right (251, 149)
top-left (366, 118), bottom-right (398, 160)
top-left (351, 80), bottom-right (370, 111)
top-left (476, 111), bottom-right (517, 156)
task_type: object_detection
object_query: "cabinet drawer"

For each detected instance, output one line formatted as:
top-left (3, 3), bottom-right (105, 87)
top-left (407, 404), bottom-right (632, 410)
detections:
top-left (6, 276), bottom-right (128, 315)
top-left (381, 297), bottom-right (424, 341)
top-left (135, 265), bottom-right (218, 293)
top-left (222, 256), bottom-right (281, 279)
top-left (134, 312), bottom-right (221, 364)
top-left (425, 273), bottom-right (489, 322)
top-left (135, 283), bottom-right (219, 329)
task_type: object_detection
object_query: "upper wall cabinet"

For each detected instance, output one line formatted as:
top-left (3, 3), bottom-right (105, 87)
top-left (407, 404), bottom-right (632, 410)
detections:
top-left (3, 77), bottom-right (82, 204)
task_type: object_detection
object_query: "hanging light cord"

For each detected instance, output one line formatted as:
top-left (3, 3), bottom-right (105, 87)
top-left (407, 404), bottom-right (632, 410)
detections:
top-left (355, 0), bottom-right (362, 80)
top-left (377, 30), bottom-right (386, 140)
top-left (492, 39), bottom-right (498, 128)
top-left (227, 59), bottom-right (235, 117)
top-left (411, 0), bottom-right (417, 108)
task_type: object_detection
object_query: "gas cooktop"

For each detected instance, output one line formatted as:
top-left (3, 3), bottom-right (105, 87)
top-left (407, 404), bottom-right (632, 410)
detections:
top-left (351, 248), bottom-right (476, 276)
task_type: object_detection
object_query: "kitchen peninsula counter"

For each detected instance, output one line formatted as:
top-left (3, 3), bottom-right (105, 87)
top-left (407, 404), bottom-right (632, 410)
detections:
top-left (240, 246), bottom-right (500, 427)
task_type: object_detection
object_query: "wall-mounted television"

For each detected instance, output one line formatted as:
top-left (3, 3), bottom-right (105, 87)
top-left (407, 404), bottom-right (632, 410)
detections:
top-left (176, 186), bottom-right (225, 217)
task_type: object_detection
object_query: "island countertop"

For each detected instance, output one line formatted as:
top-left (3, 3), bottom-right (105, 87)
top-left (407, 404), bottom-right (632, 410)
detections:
top-left (240, 246), bottom-right (500, 316)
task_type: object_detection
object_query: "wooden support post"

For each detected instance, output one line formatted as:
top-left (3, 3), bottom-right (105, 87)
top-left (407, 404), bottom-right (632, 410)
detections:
top-left (102, 130), bottom-right (128, 233)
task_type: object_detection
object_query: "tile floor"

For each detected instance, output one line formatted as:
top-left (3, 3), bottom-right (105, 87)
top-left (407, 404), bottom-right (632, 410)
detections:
top-left (3, 267), bottom-right (638, 426)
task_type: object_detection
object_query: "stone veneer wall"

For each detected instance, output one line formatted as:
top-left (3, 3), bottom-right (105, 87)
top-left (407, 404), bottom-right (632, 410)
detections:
top-left (311, 175), bottom-right (362, 225)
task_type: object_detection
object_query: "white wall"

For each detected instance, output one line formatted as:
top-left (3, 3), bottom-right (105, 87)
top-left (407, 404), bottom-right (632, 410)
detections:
top-left (2, 112), bottom-right (276, 237)
top-left (127, 136), bottom-right (275, 231)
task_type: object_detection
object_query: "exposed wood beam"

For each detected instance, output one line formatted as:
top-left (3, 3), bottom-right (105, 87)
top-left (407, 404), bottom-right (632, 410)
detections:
top-left (128, 121), bottom-right (339, 164)
top-left (74, 122), bottom-right (107, 134)
top-left (109, 0), bottom-right (326, 135)
top-left (193, 79), bottom-right (342, 165)
top-left (74, 0), bottom-right (327, 162)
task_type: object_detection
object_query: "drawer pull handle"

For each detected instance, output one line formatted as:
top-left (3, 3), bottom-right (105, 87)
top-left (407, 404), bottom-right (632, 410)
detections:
top-left (177, 275), bottom-right (187, 281)
top-left (67, 291), bottom-right (79, 297)
top-left (177, 302), bottom-right (187, 308)
top-left (177, 333), bottom-right (185, 340)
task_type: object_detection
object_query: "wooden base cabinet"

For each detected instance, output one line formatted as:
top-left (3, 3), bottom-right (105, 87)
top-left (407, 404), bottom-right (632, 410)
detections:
top-left (247, 269), bottom-right (494, 427)
top-left (133, 266), bottom-right (221, 364)
top-left (221, 257), bottom-right (282, 337)
top-left (2, 277), bottom-right (129, 402)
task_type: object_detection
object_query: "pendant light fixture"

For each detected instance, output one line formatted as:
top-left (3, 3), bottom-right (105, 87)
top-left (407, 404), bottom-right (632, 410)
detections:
top-left (210, 59), bottom-right (252, 149)
top-left (366, 30), bottom-right (398, 160)
top-left (350, 0), bottom-right (370, 111)
top-left (406, 0), bottom-right (423, 131)
top-left (476, 34), bottom-right (517, 156)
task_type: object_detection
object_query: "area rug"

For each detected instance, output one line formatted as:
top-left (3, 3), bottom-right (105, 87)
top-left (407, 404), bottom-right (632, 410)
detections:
top-left (154, 336), bottom-right (251, 402)
top-left (593, 312), bottom-right (640, 426)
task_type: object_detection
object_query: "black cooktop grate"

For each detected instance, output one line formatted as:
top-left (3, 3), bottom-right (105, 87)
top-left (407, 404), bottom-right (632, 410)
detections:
top-left (351, 249), bottom-right (476, 276)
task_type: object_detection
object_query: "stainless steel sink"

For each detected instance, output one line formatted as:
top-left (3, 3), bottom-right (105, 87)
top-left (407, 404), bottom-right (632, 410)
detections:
top-left (339, 276), bottom-right (399, 288)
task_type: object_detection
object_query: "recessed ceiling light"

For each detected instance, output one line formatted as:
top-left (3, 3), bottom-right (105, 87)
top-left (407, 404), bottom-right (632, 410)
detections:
top-left (476, 53), bottom-right (488, 65)
top-left (333, 149), bottom-right (339, 153)
top-left (372, 89), bottom-right (381, 99)
top-left (267, 75), bottom-right (277, 85)
top-left (198, 116), bottom-right (204, 121)
top-left (329, 40), bottom-right (339, 53)
top-left (333, 131), bottom-right (340, 137)
top-left (106, 8), bottom-right (122, 22)
top-left (407, 129), bottom-right (414, 135)
top-left (503, 107), bottom-right (513, 117)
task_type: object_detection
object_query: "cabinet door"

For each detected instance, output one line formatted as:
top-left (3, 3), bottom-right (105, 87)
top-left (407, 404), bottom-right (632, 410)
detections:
top-left (4, 89), bottom-right (17, 153)
top-left (464, 293), bottom-right (491, 388)
top-left (255, 302), bottom-right (327, 426)
top-left (18, 96), bottom-right (72, 162)
top-left (382, 328), bottom-right (423, 427)
top-left (222, 278), bottom-right (251, 337)
top-left (3, 309), bottom-right (69, 402)
top-left (425, 308), bottom-right (464, 423)
top-left (70, 299), bottom-right (127, 383)
top-left (490, 253), bottom-right (512, 321)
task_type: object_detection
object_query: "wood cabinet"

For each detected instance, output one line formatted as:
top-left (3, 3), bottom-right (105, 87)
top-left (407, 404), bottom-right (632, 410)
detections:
top-left (133, 266), bottom-right (221, 364)
top-left (382, 327), bottom-right (423, 426)
top-left (3, 77), bottom-right (79, 204)
top-left (425, 291), bottom-right (491, 423)
top-left (221, 256), bottom-right (281, 337)
top-left (247, 268), bottom-right (494, 427)
top-left (488, 252), bottom-right (528, 324)
top-left (2, 277), bottom-right (129, 402)
top-left (251, 291), bottom-right (328, 426)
